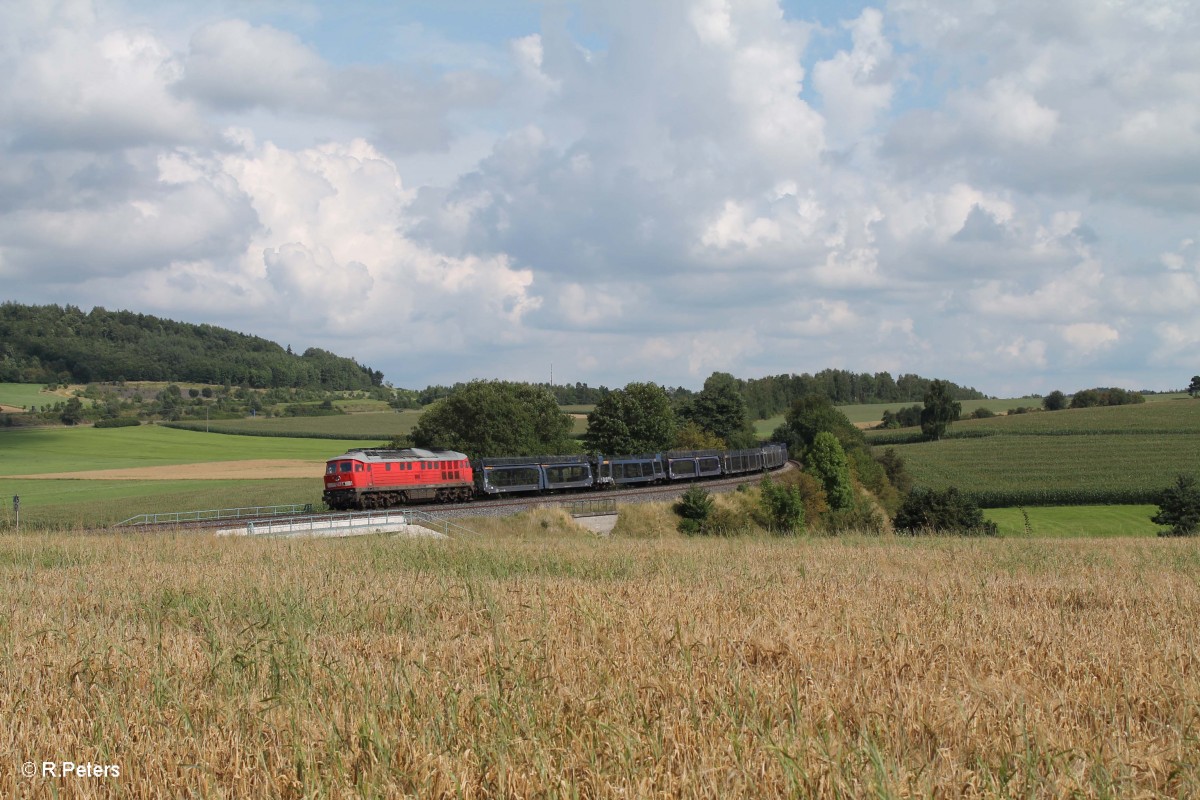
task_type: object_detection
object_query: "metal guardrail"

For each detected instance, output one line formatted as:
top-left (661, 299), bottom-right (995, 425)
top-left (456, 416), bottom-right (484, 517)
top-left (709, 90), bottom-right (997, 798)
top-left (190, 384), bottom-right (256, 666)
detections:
top-left (233, 508), bottom-right (480, 538)
top-left (563, 498), bottom-right (617, 517)
top-left (114, 504), bottom-right (314, 527)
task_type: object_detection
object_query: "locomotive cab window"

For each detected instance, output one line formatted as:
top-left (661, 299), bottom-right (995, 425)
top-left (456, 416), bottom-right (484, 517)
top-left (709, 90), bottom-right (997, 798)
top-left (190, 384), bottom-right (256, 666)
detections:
top-left (340, 463), bottom-right (352, 473)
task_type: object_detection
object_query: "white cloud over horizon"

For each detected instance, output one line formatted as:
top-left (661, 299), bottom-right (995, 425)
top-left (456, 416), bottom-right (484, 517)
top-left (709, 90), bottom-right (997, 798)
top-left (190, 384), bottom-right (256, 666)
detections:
top-left (1, 0), bottom-right (1197, 395)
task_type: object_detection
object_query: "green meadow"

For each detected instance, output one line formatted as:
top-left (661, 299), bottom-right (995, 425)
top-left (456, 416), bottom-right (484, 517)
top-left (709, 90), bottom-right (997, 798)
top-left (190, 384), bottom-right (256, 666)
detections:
top-left (0, 425), bottom-right (363, 527)
top-left (167, 410), bottom-right (422, 438)
top-left (985, 505), bottom-right (1159, 538)
top-left (0, 382), bottom-right (75, 409)
top-left (1, 478), bottom-right (320, 529)
top-left (0, 424), bottom-right (377, 476)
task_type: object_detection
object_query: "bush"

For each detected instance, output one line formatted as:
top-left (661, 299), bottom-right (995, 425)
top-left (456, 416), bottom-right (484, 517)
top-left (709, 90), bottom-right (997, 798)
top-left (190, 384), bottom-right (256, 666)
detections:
top-left (1152, 474), bottom-right (1200, 537)
top-left (824, 497), bottom-right (888, 535)
top-left (759, 476), bottom-right (805, 534)
top-left (875, 447), bottom-right (913, 494)
top-left (674, 486), bottom-right (716, 535)
top-left (893, 487), bottom-right (998, 536)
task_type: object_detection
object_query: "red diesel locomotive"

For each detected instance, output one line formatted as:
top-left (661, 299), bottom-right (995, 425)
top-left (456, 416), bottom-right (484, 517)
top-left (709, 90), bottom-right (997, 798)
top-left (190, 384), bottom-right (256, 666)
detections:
top-left (322, 447), bottom-right (473, 509)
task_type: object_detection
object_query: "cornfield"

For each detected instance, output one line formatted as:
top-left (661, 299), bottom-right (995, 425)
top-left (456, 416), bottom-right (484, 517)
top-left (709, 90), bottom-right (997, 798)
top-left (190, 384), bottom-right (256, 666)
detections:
top-left (2, 522), bottom-right (1199, 797)
top-left (896, 434), bottom-right (1200, 505)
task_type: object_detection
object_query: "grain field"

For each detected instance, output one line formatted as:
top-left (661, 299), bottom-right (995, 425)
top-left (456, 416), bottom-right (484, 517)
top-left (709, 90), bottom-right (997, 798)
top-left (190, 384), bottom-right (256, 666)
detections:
top-left (2, 520), bottom-right (1198, 797)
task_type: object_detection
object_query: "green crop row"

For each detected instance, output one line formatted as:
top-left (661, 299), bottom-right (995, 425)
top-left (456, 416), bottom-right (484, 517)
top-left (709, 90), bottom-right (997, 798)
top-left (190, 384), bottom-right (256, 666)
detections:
top-left (963, 488), bottom-right (1162, 509)
top-left (896, 433), bottom-right (1200, 503)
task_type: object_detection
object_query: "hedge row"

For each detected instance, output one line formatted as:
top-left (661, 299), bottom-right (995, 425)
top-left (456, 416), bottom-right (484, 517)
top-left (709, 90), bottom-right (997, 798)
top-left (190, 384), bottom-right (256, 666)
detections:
top-left (957, 487), bottom-right (1162, 508)
top-left (93, 417), bottom-right (141, 428)
top-left (866, 430), bottom-right (999, 446)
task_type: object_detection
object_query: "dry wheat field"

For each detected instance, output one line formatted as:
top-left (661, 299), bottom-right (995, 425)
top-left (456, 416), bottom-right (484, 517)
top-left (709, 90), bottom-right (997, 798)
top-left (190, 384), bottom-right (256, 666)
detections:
top-left (2, 511), bottom-right (1199, 798)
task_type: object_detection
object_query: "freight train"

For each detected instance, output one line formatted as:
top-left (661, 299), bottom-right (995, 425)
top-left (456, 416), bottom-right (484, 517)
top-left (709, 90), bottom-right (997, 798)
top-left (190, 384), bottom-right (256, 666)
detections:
top-left (322, 443), bottom-right (789, 510)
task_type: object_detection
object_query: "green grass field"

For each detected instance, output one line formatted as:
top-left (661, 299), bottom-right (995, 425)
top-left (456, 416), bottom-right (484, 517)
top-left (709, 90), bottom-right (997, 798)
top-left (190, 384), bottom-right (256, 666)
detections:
top-left (920, 397), bottom-right (1200, 436)
top-left (0, 382), bottom-right (76, 409)
top-left (168, 410), bottom-right (422, 438)
top-left (1, 478), bottom-right (320, 528)
top-left (0, 425), bottom-right (376, 476)
top-left (754, 397), bottom-right (1047, 436)
top-left (560, 404), bottom-right (596, 414)
top-left (839, 397), bottom-right (1044, 425)
top-left (985, 505), bottom-right (1159, 537)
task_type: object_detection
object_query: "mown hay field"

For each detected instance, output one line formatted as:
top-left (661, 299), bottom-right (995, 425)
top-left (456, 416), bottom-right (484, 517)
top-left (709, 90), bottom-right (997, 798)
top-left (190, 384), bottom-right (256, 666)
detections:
top-left (3, 520), bottom-right (1199, 798)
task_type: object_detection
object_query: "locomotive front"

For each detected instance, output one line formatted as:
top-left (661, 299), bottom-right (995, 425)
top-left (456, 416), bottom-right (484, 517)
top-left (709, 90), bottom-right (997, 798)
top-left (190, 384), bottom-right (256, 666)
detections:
top-left (323, 453), bottom-right (367, 510)
top-left (323, 448), bottom-right (474, 510)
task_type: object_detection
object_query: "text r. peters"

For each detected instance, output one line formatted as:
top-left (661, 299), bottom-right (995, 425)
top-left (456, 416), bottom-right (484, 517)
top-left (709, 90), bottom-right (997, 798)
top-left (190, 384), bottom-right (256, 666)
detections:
top-left (42, 762), bottom-right (121, 778)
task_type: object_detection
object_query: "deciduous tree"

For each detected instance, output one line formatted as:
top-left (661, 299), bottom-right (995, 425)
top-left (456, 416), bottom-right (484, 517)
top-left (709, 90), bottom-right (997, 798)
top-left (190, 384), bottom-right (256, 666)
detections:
top-left (920, 379), bottom-right (961, 441)
top-left (1043, 390), bottom-right (1068, 411)
top-left (59, 397), bottom-right (84, 425)
top-left (807, 431), bottom-right (854, 511)
top-left (584, 382), bottom-right (676, 454)
top-left (687, 372), bottom-right (756, 449)
top-left (772, 394), bottom-right (863, 457)
top-left (412, 381), bottom-right (573, 458)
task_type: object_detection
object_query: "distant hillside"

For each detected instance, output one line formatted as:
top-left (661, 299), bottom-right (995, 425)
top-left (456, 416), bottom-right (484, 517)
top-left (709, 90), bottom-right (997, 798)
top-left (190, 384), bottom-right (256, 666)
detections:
top-left (739, 370), bottom-right (988, 419)
top-left (0, 303), bottom-right (382, 390)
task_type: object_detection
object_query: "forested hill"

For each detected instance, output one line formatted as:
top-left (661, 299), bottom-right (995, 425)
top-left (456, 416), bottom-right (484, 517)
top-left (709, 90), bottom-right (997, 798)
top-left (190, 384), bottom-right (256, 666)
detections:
top-left (0, 303), bottom-right (383, 390)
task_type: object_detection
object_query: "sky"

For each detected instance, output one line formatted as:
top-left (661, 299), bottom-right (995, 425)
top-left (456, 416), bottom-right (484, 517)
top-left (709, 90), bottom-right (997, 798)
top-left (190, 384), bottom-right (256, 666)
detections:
top-left (1, 0), bottom-right (1198, 397)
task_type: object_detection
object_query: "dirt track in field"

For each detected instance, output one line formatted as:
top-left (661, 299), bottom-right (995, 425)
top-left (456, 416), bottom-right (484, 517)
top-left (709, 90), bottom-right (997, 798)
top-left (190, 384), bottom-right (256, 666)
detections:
top-left (23, 459), bottom-right (321, 481)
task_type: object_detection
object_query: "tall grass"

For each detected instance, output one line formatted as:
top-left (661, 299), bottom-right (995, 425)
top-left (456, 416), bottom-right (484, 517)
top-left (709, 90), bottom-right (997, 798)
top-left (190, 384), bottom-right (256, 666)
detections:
top-left (2, 526), bottom-right (1198, 797)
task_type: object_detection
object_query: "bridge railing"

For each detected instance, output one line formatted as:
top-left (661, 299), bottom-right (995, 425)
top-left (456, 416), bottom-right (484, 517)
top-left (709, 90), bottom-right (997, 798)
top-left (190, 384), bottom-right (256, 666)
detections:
top-left (114, 504), bottom-right (314, 528)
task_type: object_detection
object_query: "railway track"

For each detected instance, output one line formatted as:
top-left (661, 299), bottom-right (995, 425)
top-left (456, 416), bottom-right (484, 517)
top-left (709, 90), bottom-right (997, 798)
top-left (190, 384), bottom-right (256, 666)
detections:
top-left (120, 461), bottom-right (796, 533)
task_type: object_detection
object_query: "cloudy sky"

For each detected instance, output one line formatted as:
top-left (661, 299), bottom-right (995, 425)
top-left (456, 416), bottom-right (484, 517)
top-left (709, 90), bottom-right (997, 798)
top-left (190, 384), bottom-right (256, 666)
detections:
top-left (1, 0), bottom-right (1197, 396)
